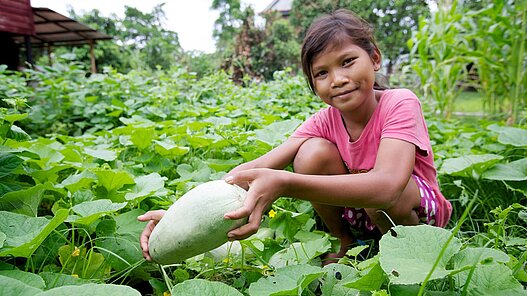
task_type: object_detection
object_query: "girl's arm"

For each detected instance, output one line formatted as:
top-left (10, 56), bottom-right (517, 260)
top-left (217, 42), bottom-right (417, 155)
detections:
top-left (224, 137), bottom-right (416, 239)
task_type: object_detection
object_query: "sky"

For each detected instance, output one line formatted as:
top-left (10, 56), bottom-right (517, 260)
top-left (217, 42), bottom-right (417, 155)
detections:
top-left (30, 0), bottom-right (271, 53)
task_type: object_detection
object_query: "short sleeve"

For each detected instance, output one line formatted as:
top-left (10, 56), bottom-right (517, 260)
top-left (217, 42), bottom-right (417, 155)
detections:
top-left (291, 109), bottom-right (328, 139)
top-left (381, 94), bottom-right (430, 156)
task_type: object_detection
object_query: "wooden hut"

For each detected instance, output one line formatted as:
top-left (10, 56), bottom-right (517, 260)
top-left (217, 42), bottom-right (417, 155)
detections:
top-left (0, 0), bottom-right (112, 72)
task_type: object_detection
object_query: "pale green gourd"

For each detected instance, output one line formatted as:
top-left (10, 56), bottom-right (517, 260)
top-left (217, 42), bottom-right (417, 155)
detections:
top-left (148, 180), bottom-right (248, 264)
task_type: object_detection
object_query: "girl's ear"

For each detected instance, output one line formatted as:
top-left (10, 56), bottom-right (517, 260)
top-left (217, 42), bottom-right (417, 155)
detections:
top-left (371, 48), bottom-right (382, 71)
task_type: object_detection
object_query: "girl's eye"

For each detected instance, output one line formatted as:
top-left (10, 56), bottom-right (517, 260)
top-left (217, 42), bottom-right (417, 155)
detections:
top-left (343, 58), bottom-right (356, 66)
top-left (314, 70), bottom-right (327, 78)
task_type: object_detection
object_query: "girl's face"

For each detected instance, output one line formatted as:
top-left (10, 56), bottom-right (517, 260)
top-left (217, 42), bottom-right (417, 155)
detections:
top-left (311, 39), bottom-right (381, 113)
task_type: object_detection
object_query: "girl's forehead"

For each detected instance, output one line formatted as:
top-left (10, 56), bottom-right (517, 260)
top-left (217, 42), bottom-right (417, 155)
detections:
top-left (313, 39), bottom-right (361, 61)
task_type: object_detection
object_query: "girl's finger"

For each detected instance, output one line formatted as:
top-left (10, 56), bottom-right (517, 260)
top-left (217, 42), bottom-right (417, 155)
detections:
top-left (227, 209), bottom-right (263, 240)
top-left (137, 209), bottom-right (166, 222)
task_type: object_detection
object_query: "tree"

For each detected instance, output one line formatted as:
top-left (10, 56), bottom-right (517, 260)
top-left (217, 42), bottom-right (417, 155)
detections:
top-left (38, 4), bottom-right (183, 72)
top-left (211, 0), bottom-right (244, 57)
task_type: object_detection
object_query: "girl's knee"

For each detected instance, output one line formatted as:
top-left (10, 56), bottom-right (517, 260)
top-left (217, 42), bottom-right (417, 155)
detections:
top-left (293, 138), bottom-right (347, 175)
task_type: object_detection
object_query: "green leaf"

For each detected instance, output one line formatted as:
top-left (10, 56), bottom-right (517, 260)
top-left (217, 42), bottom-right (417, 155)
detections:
top-left (0, 275), bottom-right (42, 296)
top-left (0, 184), bottom-right (53, 216)
top-left (204, 158), bottom-right (243, 172)
top-left (268, 237), bottom-right (331, 268)
top-left (454, 263), bottom-right (525, 295)
top-left (171, 279), bottom-right (243, 296)
top-left (124, 173), bottom-right (168, 201)
top-left (483, 158), bottom-right (527, 181)
top-left (130, 128), bottom-right (155, 150)
top-left (496, 126), bottom-right (527, 147)
top-left (269, 211), bottom-right (313, 242)
top-left (84, 147), bottom-right (117, 162)
top-left (153, 139), bottom-right (189, 158)
top-left (38, 272), bottom-right (91, 289)
top-left (0, 270), bottom-right (46, 289)
top-left (3, 113), bottom-right (28, 123)
top-left (439, 154), bottom-right (503, 177)
top-left (379, 225), bottom-right (462, 284)
top-left (248, 264), bottom-right (325, 296)
top-left (57, 171), bottom-right (97, 193)
top-left (96, 236), bottom-right (144, 272)
top-left (7, 125), bottom-right (31, 141)
top-left (0, 153), bottom-right (23, 179)
top-left (114, 208), bottom-right (147, 238)
top-left (0, 231), bottom-right (5, 248)
top-left (342, 263), bottom-right (387, 291)
top-left (320, 264), bottom-right (360, 296)
top-left (69, 200), bottom-right (127, 225)
top-left (35, 283), bottom-right (141, 295)
top-left (451, 247), bottom-right (510, 270)
top-left (0, 209), bottom-right (68, 258)
top-left (254, 119), bottom-right (302, 146)
top-left (94, 169), bottom-right (135, 193)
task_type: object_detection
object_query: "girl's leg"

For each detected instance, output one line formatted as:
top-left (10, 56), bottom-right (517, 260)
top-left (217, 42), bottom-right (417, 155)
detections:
top-left (293, 138), bottom-right (353, 261)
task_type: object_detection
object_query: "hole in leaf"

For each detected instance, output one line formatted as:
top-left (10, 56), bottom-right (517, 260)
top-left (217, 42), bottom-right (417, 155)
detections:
top-left (335, 271), bottom-right (342, 280)
top-left (389, 228), bottom-right (398, 237)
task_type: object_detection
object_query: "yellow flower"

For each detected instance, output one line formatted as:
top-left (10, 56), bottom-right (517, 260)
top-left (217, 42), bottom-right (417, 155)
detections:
top-left (268, 209), bottom-right (276, 218)
top-left (71, 274), bottom-right (79, 278)
top-left (223, 258), bottom-right (230, 263)
top-left (72, 246), bottom-right (80, 257)
top-left (163, 292), bottom-right (171, 296)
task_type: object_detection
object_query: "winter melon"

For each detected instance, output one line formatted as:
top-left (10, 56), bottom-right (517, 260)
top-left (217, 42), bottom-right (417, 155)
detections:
top-left (148, 180), bottom-right (248, 264)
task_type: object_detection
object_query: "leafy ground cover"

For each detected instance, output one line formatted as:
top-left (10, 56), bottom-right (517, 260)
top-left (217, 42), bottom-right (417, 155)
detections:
top-left (0, 64), bottom-right (526, 295)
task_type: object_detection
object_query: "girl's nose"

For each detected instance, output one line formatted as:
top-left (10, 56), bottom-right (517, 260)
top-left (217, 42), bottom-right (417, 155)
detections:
top-left (331, 70), bottom-right (349, 87)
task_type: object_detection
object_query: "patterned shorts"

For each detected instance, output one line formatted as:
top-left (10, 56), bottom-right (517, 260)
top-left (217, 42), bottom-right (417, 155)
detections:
top-left (342, 174), bottom-right (438, 232)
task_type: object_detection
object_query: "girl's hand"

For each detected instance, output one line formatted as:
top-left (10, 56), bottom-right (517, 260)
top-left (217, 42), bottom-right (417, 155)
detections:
top-left (137, 210), bottom-right (166, 261)
top-left (224, 168), bottom-right (287, 240)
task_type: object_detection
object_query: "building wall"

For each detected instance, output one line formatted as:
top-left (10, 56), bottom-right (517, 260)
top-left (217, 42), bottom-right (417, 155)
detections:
top-left (0, 0), bottom-right (35, 35)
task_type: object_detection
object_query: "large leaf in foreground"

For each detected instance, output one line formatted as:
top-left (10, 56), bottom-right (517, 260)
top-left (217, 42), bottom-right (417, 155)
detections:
top-left (171, 279), bottom-right (243, 296)
top-left (0, 269), bottom-right (46, 289)
top-left (35, 283), bottom-right (141, 295)
top-left (379, 225), bottom-right (461, 284)
top-left (0, 275), bottom-right (42, 296)
top-left (0, 209), bottom-right (68, 258)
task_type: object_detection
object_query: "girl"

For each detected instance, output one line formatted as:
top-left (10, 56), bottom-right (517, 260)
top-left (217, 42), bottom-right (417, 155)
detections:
top-left (139, 9), bottom-right (452, 262)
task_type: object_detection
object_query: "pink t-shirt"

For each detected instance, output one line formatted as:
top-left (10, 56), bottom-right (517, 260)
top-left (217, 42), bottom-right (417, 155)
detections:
top-left (291, 88), bottom-right (452, 227)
